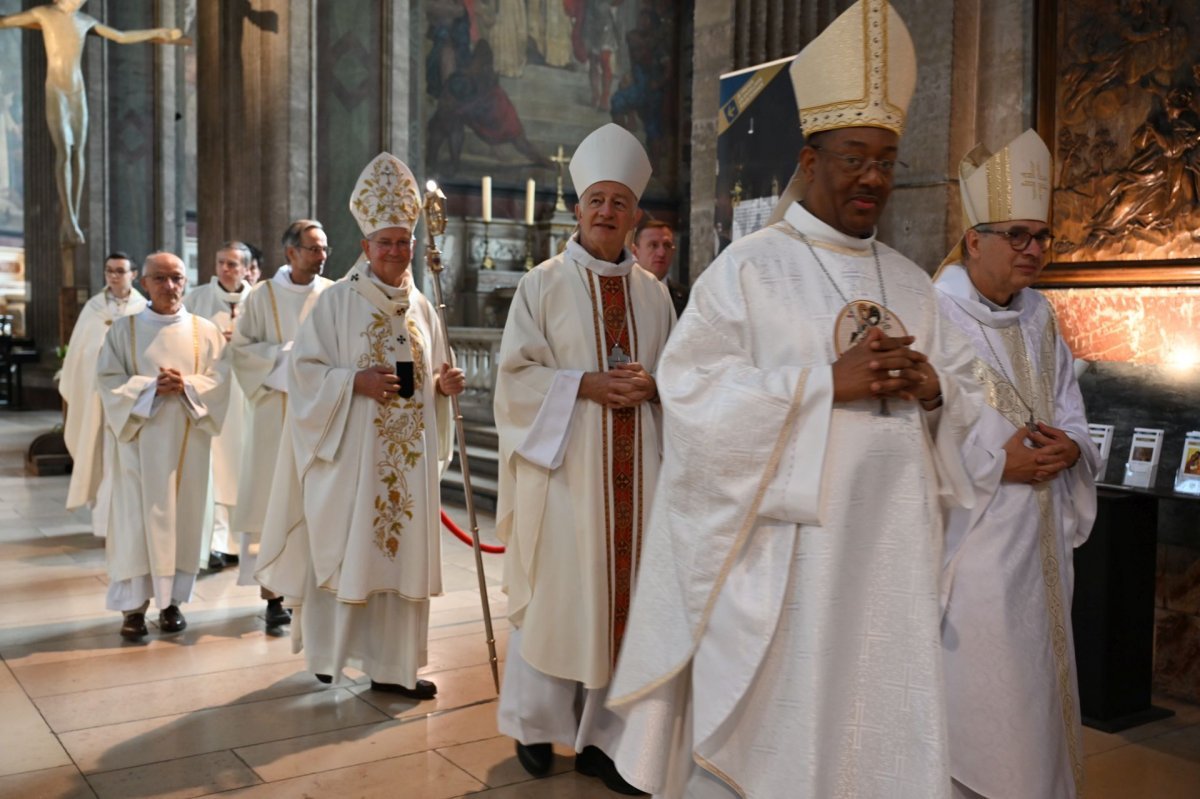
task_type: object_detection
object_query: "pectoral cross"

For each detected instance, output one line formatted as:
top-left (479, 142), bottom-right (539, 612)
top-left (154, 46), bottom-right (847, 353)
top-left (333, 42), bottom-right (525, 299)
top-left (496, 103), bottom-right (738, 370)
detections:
top-left (608, 344), bottom-right (631, 368)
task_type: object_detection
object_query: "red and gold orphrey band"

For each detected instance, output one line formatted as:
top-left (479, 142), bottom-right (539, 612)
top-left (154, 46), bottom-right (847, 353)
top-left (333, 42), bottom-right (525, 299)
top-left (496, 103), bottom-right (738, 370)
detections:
top-left (586, 272), bottom-right (644, 668)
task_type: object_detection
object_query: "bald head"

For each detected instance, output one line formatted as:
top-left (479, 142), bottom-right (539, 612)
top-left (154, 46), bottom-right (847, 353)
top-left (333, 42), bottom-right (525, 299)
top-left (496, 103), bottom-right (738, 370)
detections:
top-left (140, 252), bottom-right (187, 314)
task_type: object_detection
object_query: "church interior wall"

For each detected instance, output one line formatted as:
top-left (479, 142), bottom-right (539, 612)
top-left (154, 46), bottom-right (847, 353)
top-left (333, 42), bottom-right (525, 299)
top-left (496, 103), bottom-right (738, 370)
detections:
top-left (3, 0), bottom-right (1200, 701)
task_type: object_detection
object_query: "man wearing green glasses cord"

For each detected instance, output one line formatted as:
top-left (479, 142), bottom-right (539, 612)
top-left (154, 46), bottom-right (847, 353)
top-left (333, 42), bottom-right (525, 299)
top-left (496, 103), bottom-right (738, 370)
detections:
top-left (933, 129), bottom-right (1098, 799)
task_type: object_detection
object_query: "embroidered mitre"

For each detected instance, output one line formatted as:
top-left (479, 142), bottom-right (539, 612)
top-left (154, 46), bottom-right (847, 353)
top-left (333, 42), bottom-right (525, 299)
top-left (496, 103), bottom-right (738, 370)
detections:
top-left (349, 152), bottom-right (422, 236)
top-left (939, 128), bottom-right (1052, 270)
top-left (788, 0), bottom-right (917, 137)
top-left (569, 123), bottom-right (653, 200)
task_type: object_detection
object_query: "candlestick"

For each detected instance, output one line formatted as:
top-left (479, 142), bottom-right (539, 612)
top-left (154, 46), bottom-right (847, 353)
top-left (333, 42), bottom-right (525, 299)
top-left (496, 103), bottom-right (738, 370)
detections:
top-left (481, 176), bottom-right (492, 222)
top-left (525, 178), bottom-right (536, 225)
top-left (482, 219), bottom-right (494, 269)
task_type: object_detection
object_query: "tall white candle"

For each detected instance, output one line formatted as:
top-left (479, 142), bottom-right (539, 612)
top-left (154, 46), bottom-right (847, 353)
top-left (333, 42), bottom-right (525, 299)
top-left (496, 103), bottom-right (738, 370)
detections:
top-left (481, 176), bottom-right (492, 222)
top-left (525, 178), bottom-right (536, 225)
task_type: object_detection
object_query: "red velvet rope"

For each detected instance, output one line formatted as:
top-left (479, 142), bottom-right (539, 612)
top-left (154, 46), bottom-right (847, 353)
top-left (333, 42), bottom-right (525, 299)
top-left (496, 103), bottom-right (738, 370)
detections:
top-left (441, 510), bottom-right (505, 554)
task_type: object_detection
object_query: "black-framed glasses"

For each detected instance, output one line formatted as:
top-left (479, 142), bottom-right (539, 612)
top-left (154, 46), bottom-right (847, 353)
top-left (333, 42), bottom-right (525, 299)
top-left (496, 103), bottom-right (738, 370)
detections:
top-left (976, 228), bottom-right (1055, 251)
top-left (299, 244), bottom-right (332, 255)
top-left (810, 144), bottom-right (907, 176)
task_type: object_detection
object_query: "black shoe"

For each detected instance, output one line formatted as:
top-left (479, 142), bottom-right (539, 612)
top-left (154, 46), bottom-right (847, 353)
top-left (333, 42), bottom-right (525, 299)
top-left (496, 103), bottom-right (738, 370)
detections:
top-left (315, 673), bottom-right (333, 684)
top-left (369, 678), bottom-right (437, 700)
top-left (158, 605), bottom-right (187, 633)
top-left (516, 741), bottom-right (553, 777)
top-left (207, 552), bottom-right (226, 571)
top-left (575, 746), bottom-right (646, 796)
top-left (264, 598), bottom-right (291, 627)
top-left (120, 612), bottom-right (147, 641)
top-left (223, 553), bottom-right (239, 565)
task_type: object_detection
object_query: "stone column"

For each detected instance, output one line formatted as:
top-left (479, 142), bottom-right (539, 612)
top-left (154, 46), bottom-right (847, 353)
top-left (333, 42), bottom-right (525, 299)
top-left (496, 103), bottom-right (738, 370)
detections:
top-left (197, 0), bottom-right (317, 282)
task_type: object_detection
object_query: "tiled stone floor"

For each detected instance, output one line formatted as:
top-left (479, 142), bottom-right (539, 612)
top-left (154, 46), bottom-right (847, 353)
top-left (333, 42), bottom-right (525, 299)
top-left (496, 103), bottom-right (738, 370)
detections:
top-left (0, 409), bottom-right (1198, 798)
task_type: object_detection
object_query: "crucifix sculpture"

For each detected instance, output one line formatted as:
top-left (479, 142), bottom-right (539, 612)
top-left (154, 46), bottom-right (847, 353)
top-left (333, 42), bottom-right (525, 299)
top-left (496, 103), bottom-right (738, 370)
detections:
top-left (0, 0), bottom-right (186, 246)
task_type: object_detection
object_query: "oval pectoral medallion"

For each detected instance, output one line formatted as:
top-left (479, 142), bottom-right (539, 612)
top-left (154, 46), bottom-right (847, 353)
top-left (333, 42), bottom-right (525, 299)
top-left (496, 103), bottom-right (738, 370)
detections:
top-left (833, 299), bottom-right (908, 355)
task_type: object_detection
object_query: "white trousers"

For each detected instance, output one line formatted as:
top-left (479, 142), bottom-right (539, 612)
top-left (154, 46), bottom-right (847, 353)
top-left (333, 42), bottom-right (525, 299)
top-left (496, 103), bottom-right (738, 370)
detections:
top-left (210, 503), bottom-right (240, 555)
top-left (497, 629), bottom-right (626, 757)
top-left (105, 572), bottom-right (197, 612)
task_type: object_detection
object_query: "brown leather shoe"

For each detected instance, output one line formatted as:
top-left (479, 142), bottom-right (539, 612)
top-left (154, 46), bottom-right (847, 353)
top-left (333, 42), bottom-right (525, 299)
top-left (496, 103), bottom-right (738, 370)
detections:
top-left (120, 612), bottom-right (147, 641)
top-left (369, 678), bottom-right (437, 700)
top-left (158, 605), bottom-right (187, 633)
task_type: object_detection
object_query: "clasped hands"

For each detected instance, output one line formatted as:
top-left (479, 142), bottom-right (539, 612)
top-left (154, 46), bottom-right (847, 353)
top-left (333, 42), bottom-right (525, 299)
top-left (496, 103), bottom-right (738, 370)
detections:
top-left (579, 362), bottom-right (657, 409)
top-left (155, 367), bottom-right (185, 396)
top-left (831, 326), bottom-right (941, 405)
top-left (1002, 423), bottom-right (1080, 485)
top-left (353, 363), bottom-right (466, 405)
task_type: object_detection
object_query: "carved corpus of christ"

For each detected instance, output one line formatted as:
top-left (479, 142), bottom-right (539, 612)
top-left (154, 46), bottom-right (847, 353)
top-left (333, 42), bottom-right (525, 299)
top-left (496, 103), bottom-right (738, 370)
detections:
top-left (0, 0), bottom-right (185, 245)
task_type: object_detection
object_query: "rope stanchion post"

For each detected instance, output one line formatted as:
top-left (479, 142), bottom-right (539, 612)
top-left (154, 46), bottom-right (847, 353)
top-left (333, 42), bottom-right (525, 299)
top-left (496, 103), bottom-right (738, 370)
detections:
top-left (423, 182), bottom-right (501, 693)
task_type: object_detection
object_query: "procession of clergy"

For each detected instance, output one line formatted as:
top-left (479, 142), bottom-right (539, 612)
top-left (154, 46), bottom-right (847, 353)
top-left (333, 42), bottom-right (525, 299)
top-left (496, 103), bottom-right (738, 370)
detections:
top-left (54, 2), bottom-right (1096, 797)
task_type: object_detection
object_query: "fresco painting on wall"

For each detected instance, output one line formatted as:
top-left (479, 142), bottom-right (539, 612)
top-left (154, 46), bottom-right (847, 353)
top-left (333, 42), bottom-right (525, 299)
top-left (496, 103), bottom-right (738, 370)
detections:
top-left (1041, 0), bottom-right (1200, 285)
top-left (423, 0), bottom-right (680, 201)
top-left (0, 0), bottom-right (22, 238)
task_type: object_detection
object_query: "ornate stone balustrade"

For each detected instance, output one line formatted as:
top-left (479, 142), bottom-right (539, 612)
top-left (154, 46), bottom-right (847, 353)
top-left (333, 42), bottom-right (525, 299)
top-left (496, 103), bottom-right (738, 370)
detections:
top-left (448, 326), bottom-right (503, 423)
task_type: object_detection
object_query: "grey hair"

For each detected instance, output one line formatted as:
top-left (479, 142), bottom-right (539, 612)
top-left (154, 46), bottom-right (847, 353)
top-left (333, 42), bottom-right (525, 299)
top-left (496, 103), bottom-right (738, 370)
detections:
top-left (218, 241), bottom-right (252, 267)
top-left (281, 219), bottom-right (324, 249)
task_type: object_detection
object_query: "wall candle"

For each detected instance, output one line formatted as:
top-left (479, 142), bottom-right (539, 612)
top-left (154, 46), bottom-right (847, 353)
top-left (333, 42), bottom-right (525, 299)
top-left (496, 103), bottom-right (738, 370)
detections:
top-left (482, 176), bottom-right (492, 222)
top-left (525, 178), bottom-right (536, 225)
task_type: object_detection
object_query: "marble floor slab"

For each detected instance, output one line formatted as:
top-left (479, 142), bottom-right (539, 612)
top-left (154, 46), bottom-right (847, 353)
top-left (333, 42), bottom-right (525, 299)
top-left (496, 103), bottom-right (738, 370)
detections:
top-left (0, 409), bottom-right (1198, 799)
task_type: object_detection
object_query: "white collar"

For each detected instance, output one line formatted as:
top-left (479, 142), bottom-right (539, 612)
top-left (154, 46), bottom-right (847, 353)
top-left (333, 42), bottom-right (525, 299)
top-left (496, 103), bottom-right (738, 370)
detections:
top-left (567, 235), bottom-right (635, 277)
top-left (783, 202), bottom-right (877, 255)
top-left (366, 263), bottom-right (413, 301)
top-left (272, 265), bottom-right (318, 294)
top-left (142, 305), bottom-right (189, 325)
top-left (934, 263), bottom-right (1025, 328)
top-left (210, 276), bottom-right (249, 303)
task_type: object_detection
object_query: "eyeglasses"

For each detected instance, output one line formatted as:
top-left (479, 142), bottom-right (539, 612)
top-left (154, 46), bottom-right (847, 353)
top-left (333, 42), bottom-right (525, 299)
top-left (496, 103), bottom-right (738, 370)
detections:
top-left (976, 228), bottom-right (1055, 251)
top-left (369, 238), bottom-right (413, 251)
top-left (298, 245), bottom-right (332, 255)
top-left (147, 274), bottom-right (186, 285)
top-left (810, 145), bottom-right (907, 176)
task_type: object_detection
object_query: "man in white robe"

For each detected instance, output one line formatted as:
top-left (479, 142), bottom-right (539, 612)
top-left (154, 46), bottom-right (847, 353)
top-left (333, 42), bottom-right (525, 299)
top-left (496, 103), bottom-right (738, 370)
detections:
top-left (256, 153), bottom-right (464, 697)
top-left (184, 241), bottom-right (251, 569)
top-left (98, 252), bottom-right (229, 640)
top-left (59, 251), bottom-right (146, 536)
top-left (934, 129), bottom-right (1099, 799)
top-left (608, 3), bottom-right (982, 797)
top-left (494, 123), bottom-right (674, 795)
top-left (230, 220), bottom-right (332, 628)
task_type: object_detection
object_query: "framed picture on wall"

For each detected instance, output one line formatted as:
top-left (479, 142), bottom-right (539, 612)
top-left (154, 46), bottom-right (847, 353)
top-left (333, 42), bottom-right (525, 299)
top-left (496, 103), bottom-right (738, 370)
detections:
top-left (1035, 0), bottom-right (1200, 287)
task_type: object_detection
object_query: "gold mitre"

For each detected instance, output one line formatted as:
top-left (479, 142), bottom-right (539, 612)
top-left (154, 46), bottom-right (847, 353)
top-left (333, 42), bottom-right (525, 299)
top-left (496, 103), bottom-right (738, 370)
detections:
top-left (789, 0), bottom-right (917, 137)
top-left (569, 123), bottom-right (653, 200)
top-left (349, 152), bottom-right (423, 236)
top-left (960, 128), bottom-right (1051, 228)
top-left (937, 128), bottom-right (1052, 271)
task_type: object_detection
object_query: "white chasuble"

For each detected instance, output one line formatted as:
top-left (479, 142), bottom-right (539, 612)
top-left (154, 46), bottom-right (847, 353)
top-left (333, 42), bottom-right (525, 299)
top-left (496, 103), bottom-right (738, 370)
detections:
top-left (59, 288), bottom-right (147, 519)
top-left (184, 277), bottom-right (249, 509)
top-left (97, 308), bottom-right (229, 598)
top-left (255, 264), bottom-right (454, 682)
top-left (609, 202), bottom-right (983, 799)
top-left (229, 268), bottom-right (332, 538)
top-left (935, 264), bottom-right (1099, 799)
top-left (494, 238), bottom-right (674, 690)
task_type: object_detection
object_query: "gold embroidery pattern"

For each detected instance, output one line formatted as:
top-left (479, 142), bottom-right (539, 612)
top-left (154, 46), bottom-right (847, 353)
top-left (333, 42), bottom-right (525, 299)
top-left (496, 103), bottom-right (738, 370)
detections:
top-left (986, 146), bottom-right (1013, 223)
top-left (971, 357), bottom-right (1028, 430)
top-left (357, 311), bottom-right (426, 560)
top-left (350, 156), bottom-right (422, 230)
top-left (984, 317), bottom-right (1082, 795)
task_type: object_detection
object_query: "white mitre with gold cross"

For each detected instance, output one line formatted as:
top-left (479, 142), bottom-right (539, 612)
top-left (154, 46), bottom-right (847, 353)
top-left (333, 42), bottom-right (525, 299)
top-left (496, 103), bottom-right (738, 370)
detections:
top-left (768, 0), bottom-right (917, 225)
top-left (349, 152), bottom-right (423, 236)
top-left (938, 128), bottom-right (1052, 270)
top-left (569, 123), bottom-right (653, 200)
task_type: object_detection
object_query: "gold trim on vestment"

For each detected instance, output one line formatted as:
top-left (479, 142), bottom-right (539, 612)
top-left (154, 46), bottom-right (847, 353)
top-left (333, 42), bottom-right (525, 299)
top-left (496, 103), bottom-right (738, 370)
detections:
top-left (694, 753), bottom-right (748, 799)
top-left (977, 313), bottom-right (1082, 794)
